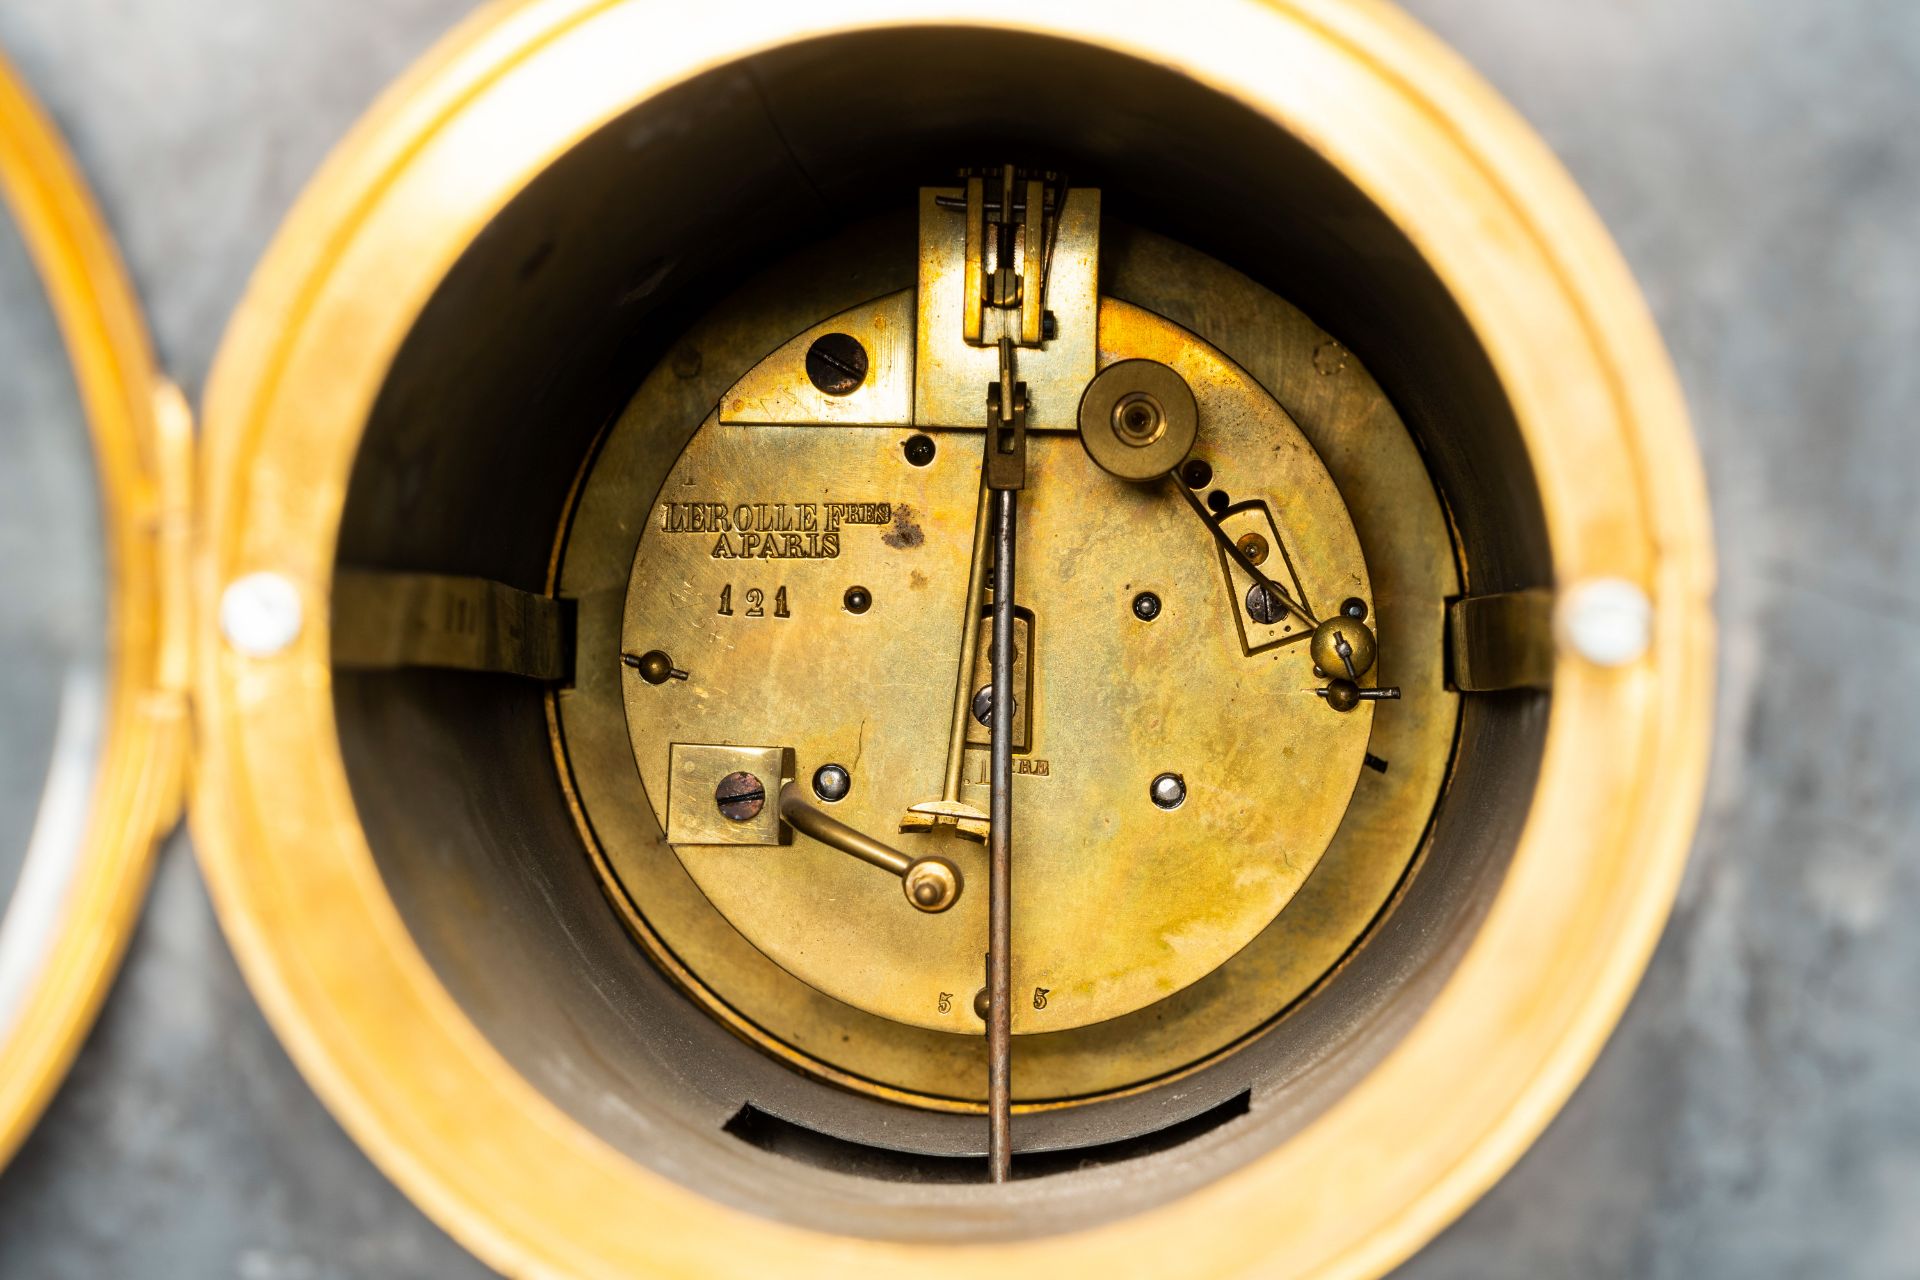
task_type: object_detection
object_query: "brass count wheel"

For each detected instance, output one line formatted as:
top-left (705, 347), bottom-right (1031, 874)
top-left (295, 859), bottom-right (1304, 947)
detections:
top-left (1077, 357), bottom-right (1200, 481)
top-left (185, 1), bottom-right (1714, 1277)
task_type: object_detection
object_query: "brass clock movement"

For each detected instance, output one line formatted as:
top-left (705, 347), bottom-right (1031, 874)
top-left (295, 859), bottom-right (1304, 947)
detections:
top-left (566, 168), bottom-right (1442, 1172)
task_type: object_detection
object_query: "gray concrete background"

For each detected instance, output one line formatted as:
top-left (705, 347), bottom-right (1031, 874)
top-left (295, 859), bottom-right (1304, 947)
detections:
top-left (0, 184), bottom-right (106, 901)
top-left (0, 1), bottom-right (1914, 1275)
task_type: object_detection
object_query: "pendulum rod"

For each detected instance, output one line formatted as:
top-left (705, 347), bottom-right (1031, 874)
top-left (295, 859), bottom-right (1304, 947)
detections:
top-left (985, 328), bottom-right (1026, 1183)
top-left (987, 482), bottom-right (1015, 1182)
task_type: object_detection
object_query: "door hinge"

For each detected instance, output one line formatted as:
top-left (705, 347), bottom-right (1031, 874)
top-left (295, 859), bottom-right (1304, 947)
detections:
top-left (151, 380), bottom-right (193, 700)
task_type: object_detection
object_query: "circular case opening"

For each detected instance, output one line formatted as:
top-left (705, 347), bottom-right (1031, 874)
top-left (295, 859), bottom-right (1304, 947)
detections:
top-left (194, 4), bottom-right (1712, 1276)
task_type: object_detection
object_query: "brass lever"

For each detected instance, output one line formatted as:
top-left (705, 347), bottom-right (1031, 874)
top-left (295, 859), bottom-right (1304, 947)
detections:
top-left (778, 782), bottom-right (962, 913)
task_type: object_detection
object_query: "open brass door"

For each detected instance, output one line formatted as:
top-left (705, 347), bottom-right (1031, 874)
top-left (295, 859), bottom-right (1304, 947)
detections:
top-left (0, 54), bottom-right (188, 1171)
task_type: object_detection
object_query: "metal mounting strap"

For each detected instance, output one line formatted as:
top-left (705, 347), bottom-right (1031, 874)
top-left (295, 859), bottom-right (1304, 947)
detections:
top-left (1447, 589), bottom-right (1555, 691)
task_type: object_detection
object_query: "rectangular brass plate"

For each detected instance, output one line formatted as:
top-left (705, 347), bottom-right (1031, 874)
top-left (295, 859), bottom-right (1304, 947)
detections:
top-left (964, 610), bottom-right (1032, 752)
top-left (1211, 502), bottom-right (1314, 657)
top-left (666, 743), bottom-right (792, 845)
top-left (913, 186), bottom-right (1099, 432)
top-left (718, 292), bottom-right (916, 427)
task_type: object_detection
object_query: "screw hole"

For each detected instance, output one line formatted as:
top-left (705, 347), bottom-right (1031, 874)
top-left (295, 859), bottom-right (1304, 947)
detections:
top-left (812, 764), bottom-right (851, 803)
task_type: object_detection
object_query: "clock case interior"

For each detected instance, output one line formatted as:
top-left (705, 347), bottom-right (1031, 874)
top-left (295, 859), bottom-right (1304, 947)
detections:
top-left (329, 28), bottom-right (1549, 1240)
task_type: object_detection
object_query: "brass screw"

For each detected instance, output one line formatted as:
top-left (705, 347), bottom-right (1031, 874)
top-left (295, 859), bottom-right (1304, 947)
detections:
top-left (1245, 583), bottom-right (1288, 625)
top-left (972, 683), bottom-right (1018, 727)
top-left (219, 572), bottom-right (303, 656)
top-left (714, 771), bottom-right (765, 822)
top-left (1559, 577), bottom-right (1653, 667)
top-left (1236, 532), bottom-right (1269, 566)
top-left (805, 332), bottom-right (868, 396)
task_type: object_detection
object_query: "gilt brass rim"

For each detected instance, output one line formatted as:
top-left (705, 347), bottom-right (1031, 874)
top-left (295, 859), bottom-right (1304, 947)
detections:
top-left (192, 2), bottom-right (1713, 1277)
top-left (0, 54), bottom-right (187, 1170)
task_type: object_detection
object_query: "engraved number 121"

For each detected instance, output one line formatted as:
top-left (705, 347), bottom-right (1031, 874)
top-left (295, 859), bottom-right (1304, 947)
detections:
top-left (717, 584), bottom-right (790, 619)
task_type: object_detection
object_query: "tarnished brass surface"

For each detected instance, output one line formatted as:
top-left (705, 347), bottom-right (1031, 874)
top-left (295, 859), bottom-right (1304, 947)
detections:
top-left (721, 292), bottom-right (915, 428)
top-left (914, 186), bottom-right (1099, 431)
top-left (559, 222), bottom-right (1459, 1101)
top-left (331, 569), bottom-right (567, 679)
top-left (1448, 589), bottom-right (1555, 690)
top-left (665, 744), bottom-right (790, 845)
top-left (620, 290), bottom-right (1371, 1035)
